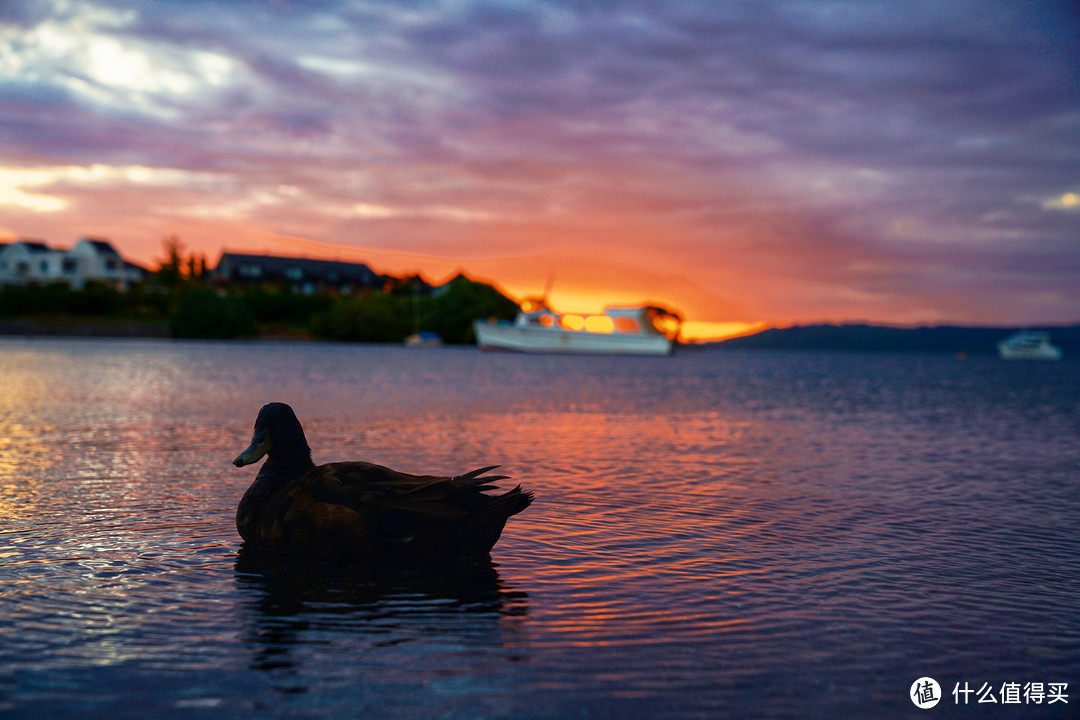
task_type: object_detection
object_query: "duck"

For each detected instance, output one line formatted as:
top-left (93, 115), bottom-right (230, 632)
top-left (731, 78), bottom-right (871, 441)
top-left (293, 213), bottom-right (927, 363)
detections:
top-left (233, 402), bottom-right (533, 559)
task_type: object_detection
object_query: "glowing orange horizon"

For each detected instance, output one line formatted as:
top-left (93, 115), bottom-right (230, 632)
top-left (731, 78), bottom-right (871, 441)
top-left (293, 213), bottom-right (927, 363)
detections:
top-left (0, 216), bottom-right (775, 342)
top-left (179, 234), bottom-right (763, 342)
top-left (9, 145), bottom-right (1069, 335)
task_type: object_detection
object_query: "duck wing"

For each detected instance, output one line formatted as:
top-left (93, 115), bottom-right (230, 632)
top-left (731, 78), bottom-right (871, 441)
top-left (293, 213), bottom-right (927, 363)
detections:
top-left (257, 463), bottom-right (528, 556)
top-left (305, 462), bottom-right (510, 520)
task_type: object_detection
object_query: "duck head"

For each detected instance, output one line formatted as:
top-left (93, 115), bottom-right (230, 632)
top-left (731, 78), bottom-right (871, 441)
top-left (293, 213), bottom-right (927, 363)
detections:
top-left (233, 402), bottom-right (312, 468)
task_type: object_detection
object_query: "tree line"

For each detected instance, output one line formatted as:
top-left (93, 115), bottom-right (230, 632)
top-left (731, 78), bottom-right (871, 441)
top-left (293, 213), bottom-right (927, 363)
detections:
top-left (0, 237), bottom-right (518, 342)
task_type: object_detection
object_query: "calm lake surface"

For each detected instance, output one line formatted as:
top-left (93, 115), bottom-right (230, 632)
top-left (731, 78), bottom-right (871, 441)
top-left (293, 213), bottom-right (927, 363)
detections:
top-left (0, 338), bottom-right (1077, 719)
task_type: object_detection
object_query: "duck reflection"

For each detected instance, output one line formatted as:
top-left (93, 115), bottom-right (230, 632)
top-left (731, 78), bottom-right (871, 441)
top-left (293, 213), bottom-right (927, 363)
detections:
top-left (233, 544), bottom-right (529, 678)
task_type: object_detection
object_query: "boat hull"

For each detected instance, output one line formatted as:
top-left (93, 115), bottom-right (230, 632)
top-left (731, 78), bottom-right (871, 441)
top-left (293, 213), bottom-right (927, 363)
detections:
top-left (997, 332), bottom-right (1063, 360)
top-left (998, 345), bottom-right (1063, 361)
top-left (473, 320), bottom-right (672, 356)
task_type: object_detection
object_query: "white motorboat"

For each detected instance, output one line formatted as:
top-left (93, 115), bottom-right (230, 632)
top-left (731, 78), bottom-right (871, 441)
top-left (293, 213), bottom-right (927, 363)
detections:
top-left (473, 303), bottom-right (678, 355)
top-left (997, 331), bottom-right (1063, 360)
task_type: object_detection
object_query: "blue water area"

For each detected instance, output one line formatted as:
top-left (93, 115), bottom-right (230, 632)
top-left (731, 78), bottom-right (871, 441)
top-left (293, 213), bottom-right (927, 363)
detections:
top-left (0, 338), bottom-right (1077, 718)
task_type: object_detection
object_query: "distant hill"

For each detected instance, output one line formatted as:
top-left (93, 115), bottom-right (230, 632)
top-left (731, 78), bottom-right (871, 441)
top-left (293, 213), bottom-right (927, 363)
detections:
top-left (711, 323), bottom-right (1080, 355)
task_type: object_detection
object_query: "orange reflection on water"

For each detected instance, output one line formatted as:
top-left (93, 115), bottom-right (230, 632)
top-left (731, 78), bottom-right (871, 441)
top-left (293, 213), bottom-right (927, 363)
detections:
top-left (0, 363), bottom-right (59, 526)
top-left (490, 405), bottom-right (768, 646)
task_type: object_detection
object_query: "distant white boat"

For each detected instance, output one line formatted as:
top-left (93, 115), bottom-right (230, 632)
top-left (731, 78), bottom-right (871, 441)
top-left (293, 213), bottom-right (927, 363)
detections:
top-left (473, 303), bottom-right (678, 356)
top-left (997, 331), bottom-right (1062, 360)
top-left (405, 331), bottom-right (442, 347)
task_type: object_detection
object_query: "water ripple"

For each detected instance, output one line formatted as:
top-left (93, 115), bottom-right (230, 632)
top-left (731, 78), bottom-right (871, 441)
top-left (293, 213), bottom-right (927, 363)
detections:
top-left (0, 341), bottom-right (1077, 718)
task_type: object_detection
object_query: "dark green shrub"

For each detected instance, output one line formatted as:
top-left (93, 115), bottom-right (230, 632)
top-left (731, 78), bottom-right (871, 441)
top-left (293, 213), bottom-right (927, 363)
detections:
top-left (312, 293), bottom-right (411, 342)
top-left (169, 289), bottom-right (257, 339)
top-left (240, 288), bottom-right (333, 325)
top-left (425, 276), bottom-right (518, 344)
top-left (77, 281), bottom-right (125, 315)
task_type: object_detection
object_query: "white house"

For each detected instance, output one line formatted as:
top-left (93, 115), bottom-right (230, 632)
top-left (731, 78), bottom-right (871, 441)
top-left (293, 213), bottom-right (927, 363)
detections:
top-left (0, 238), bottom-right (147, 290)
top-left (0, 240), bottom-right (62, 285)
top-left (65, 238), bottom-right (146, 290)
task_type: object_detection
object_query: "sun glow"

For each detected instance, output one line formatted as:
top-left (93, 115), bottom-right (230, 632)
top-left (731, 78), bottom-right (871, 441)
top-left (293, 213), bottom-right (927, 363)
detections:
top-left (649, 312), bottom-right (681, 340)
top-left (680, 321), bottom-right (769, 343)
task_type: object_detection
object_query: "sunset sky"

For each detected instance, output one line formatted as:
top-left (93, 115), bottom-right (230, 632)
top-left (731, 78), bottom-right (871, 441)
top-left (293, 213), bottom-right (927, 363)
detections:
top-left (1, 0), bottom-right (1077, 340)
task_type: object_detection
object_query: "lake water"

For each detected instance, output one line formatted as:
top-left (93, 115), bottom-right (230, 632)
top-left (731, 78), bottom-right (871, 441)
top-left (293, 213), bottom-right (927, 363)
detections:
top-left (0, 338), bottom-right (1077, 719)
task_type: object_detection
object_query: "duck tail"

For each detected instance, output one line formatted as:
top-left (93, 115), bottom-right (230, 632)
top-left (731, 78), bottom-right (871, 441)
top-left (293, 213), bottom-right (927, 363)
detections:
top-left (467, 485), bottom-right (534, 528)
top-left (455, 465), bottom-right (511, 491)
top-left (461, 485), bottom-right (534, 552)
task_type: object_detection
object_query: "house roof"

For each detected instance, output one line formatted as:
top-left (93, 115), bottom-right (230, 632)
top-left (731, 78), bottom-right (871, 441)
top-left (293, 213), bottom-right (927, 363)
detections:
top-left (80, 238), bottom-right (120, 255)
top-left (216, 252), bottom-right (381, 284)
top-left (19, 240), bottom-right (51, 253)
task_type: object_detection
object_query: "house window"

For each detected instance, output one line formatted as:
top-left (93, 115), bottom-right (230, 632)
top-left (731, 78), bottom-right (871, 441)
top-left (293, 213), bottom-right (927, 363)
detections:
top-left (284, 267), bottom-right (303, 281)
top-left (239, 264), bottom-right (263, 278)
top-left (63, 258), bottom-right (78, 274)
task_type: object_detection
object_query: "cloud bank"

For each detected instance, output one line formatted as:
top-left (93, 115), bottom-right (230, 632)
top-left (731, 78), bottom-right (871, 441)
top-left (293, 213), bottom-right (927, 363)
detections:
top-left (1, 0), bottom-right (1077, 330)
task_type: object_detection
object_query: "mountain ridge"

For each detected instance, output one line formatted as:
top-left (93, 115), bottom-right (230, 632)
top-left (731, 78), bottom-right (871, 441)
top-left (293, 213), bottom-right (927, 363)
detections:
top-left (708, 323), bottom-right (1080, 354)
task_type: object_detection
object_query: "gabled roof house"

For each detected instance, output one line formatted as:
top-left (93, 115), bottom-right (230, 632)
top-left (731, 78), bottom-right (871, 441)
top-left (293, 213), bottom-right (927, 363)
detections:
top-left (212, 252), bottom-right (383, 295)
top-left (0, 238), bottom-right (147, 290)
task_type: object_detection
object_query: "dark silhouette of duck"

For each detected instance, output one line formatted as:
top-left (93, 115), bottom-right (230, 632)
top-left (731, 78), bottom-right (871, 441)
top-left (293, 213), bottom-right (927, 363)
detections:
top-left (233, 403), bottom-right (533, 558)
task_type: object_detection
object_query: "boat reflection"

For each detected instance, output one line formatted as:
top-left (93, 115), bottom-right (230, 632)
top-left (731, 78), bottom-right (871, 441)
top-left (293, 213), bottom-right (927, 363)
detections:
top-left (233, 545), bottom-right (530, 678)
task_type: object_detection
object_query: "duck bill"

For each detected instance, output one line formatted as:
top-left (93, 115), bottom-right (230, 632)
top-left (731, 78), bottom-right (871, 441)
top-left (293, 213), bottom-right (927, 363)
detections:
top-left (233, 432), bottom-right (270, 467)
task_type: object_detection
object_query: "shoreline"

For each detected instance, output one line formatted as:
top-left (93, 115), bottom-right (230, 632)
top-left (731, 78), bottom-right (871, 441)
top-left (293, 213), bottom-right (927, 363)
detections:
top-left (4, 317), bottom-right (1076, 356)
top-left (0, 318), bottom-right (169, 338)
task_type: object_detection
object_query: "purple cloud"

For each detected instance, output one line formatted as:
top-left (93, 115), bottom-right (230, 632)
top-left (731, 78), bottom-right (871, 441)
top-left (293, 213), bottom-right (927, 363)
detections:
top-left (0, 0), bottom-right (1077, 326)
